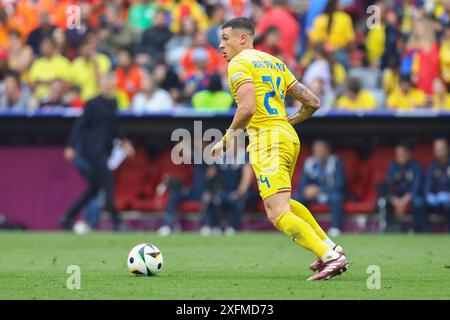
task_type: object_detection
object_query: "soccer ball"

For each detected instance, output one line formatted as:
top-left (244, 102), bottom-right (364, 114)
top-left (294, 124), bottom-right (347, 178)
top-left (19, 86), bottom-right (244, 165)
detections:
top-left (127, 243), bottom-right (163, 276)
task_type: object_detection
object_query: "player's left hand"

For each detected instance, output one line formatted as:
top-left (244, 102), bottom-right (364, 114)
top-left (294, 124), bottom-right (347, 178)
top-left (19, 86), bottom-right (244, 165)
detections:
top-left (286, 115), bottom-right (295, 126)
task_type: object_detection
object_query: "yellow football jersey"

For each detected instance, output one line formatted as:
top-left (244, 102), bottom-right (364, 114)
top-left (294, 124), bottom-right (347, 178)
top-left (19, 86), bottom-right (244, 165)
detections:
top-left (227, 49), bottom-right (300, 151)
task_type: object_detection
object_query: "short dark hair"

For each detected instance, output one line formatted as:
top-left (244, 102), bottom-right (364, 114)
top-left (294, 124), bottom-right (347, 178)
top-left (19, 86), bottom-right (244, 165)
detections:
top-left (266, 26), bottom-right (279, 35)
top-left (155, 9), bottom-right (168, 17)
top-left (433, 136), bottom-right (449, 145)
top-left (8, 29), bottom-right (21, 38)
top-left (313, 138), bottom-right (332, 150)
top-left (69, 85), bottom-right (81, 94)
top-left (118, 48), bottom-right (131, 56)
top-left (208, 73), bottom-right (223, 92)
top-left (272, 0), bottom-right (287, 6)
top-left (41, 36), bottom-right (56, 47)
top-left (400, 74), bottom-right (412, 84)
top-left (396, 142), bottom-right (412, 152)
top-left (347, 77), bottom-right (361, 93)
top-left (5, 71), bottom-right (21, 87)
top-left (222, 17), bottom-right (255, 36)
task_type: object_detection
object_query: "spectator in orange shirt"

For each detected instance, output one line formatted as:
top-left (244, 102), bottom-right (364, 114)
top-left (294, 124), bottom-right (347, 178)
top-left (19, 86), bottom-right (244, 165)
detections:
top-left (0, 8), bottom-right (11, 49)
top-left (48, 0), bottom-right (74, 30)
top-left (1, 7), bottom-right (29, 47)
top-left (255, 0), bottom-right (300, 60)
top-left (255, 27), bottom-right (282, 57)
top-left (256, 25), bottom-right (297, 69)
top-left (222, 0), bottom-right (252, 19)
top-left (14, 0), bottom-right (54, 38)
top-left (183, 47), bottom-right (213, 100)
top-left (180, 31), bottom-right (224, 80)
top-left (115, 49), bottom-right (144, 103)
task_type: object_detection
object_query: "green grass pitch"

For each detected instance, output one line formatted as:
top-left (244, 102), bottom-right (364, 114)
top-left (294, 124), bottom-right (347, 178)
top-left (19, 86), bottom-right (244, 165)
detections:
top-left (0, 232), bottom-right (449, 300)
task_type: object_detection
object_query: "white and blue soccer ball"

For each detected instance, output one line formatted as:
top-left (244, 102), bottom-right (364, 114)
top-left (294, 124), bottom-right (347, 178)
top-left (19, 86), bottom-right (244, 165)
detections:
top-left (127, 243), bottom-right (163, 276)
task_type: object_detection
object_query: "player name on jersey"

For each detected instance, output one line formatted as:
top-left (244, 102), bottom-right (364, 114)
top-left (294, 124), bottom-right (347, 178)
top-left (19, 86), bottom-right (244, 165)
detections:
top-left (251, 60), bottom-right (286, 72)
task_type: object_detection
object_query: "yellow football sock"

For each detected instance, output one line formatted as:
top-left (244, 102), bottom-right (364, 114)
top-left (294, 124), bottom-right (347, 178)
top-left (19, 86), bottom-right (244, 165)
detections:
top-left (274, 211), bottom-right (331, 259)
top-left (290, 199), bottom-right (328, 241)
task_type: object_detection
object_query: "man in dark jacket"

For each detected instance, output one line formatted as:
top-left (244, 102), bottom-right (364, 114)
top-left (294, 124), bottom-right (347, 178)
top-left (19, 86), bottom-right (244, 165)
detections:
top-left (425, 138), bottom-right (450, 232)
top-left (26, 10), bottom-right (55, 55)
top-left (60, 72), bottom-right (134, 231)
top-left (295, 139), bottom-right (346, 237)
top-left (200, 146), bottom-right (253, 236)
top-left (136, 9), bottom-right (172, 64)
top-left (385, 143), bottom-right (428, 233)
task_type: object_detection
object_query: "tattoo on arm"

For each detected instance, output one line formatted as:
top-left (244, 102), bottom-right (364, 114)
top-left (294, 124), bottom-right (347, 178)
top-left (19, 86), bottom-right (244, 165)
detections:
top-left (286, 82), bottom-right (321, 126)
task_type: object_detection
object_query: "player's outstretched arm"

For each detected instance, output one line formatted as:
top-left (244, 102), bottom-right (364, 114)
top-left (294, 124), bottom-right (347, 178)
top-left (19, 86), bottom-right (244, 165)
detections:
top-left (286, 82), bottom-right (320, 126)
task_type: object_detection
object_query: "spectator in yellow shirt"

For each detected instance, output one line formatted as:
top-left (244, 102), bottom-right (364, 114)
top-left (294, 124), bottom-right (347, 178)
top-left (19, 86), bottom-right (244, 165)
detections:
top-left (170, 0), bottom-right (208, 33)
top-left (70, 36), bottom-right (112, 101)
top-left (383, 56), bottom-right (401, 95)
top-left (365, 1), bottom-right (386, 66)
top-left (29, 37), bottom-right (71, 101)
top-left (387, 75), bottom-right (426, 110)
top-left (431, 78), bottom-right (450, 111)
top-left (365, 22), bottom-right (385, 66)
top-left (336, 77), bottom-right (377, 111)
top-left (308, 0), bottom-right (355, 68)
top-left (7, 29), bottom-right (34, 83)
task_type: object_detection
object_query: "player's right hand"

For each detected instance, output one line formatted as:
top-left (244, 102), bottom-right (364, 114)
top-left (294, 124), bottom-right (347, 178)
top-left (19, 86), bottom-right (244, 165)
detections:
top-left (121, 139), bottom-right (135, 158)
top-left (64, 147), bottom-right (76, 162)
top-left (210, 139), bottom-right (225, 159)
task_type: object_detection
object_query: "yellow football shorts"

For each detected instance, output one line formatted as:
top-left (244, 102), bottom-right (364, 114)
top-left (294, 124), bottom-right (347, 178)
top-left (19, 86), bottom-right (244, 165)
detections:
top-left (249, 140), bottom-right (300, 200)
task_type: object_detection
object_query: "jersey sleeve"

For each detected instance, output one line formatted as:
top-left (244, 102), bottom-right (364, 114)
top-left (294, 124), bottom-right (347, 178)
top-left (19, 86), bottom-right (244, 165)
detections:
top-left (228, 58), bottom-right (254, 91)
top-left (284, 66), bottom-right (298, 93)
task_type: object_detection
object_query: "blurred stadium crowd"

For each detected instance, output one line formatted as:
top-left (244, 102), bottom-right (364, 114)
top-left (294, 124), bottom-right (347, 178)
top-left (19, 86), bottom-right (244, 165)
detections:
top-left (0, 0), bottom-right (449, 112)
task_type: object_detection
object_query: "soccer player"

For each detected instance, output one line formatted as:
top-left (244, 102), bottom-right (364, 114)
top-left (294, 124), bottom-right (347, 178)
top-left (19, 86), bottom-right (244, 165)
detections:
top-left (211, 17), bottom-right (348, 281)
